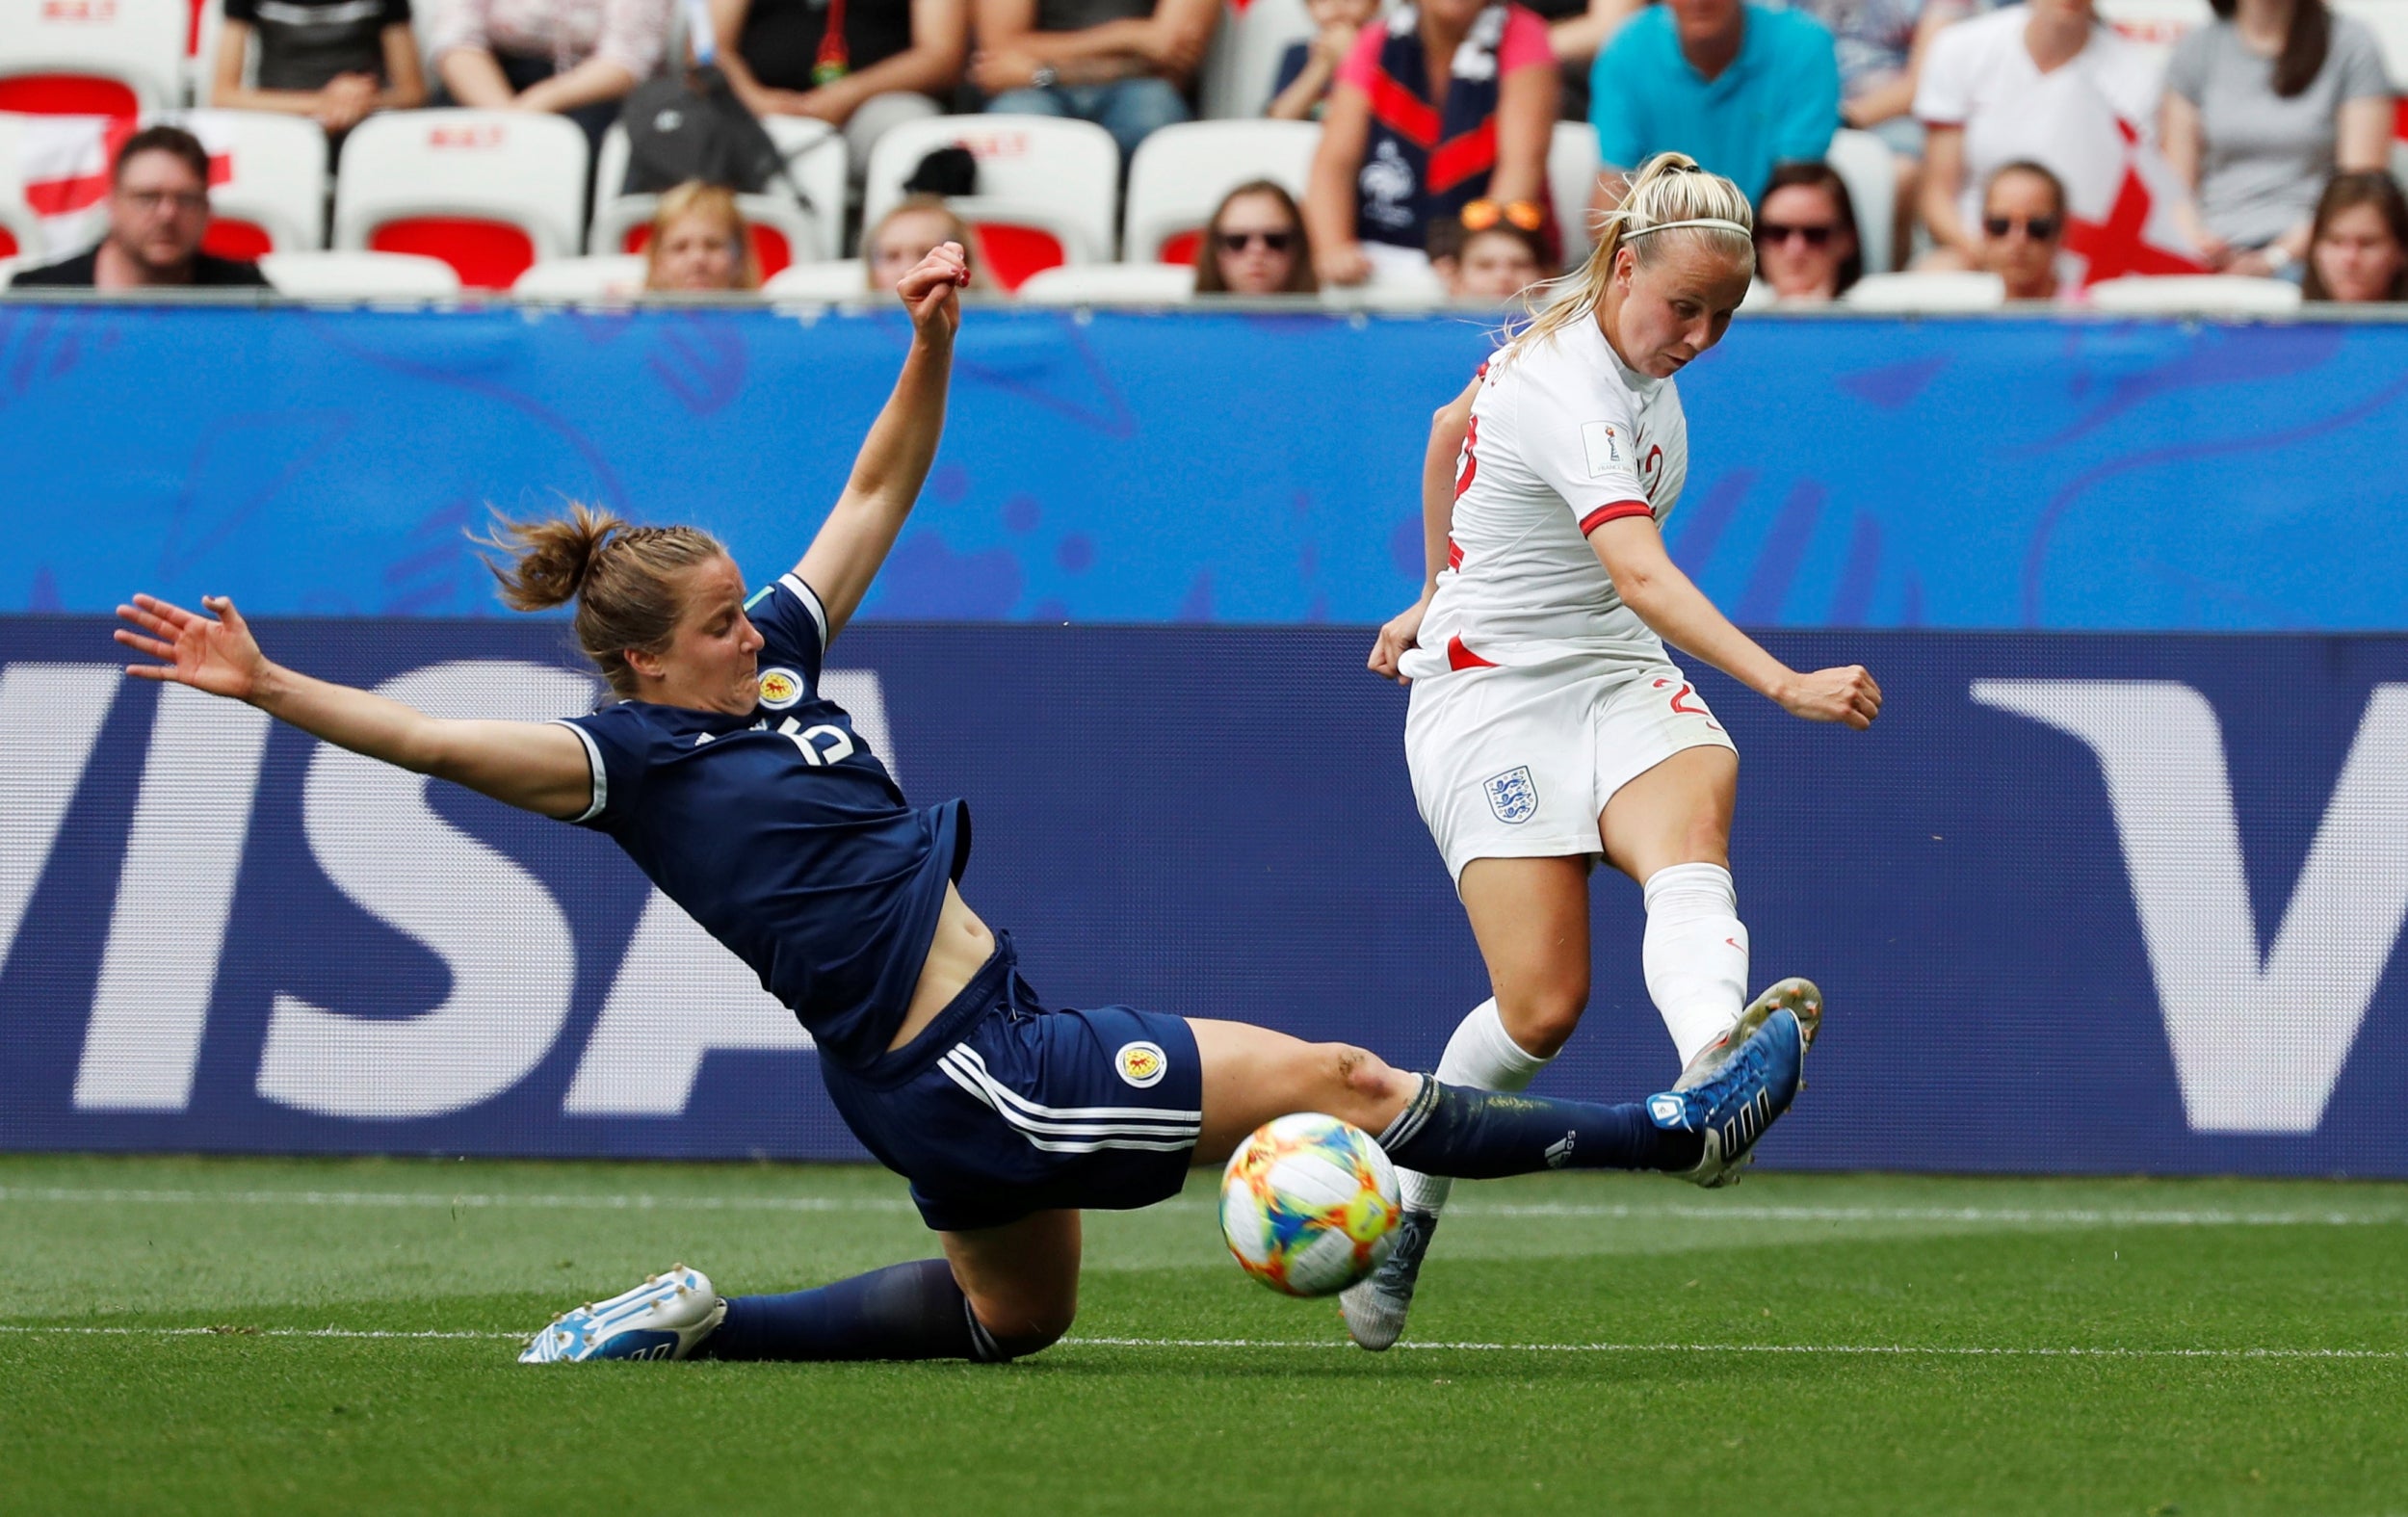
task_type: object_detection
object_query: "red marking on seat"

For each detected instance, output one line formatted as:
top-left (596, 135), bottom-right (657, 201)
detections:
top-left (0, 74), bottom-right (140, 116)
top-left (972, 222), bottom-right (1064, 291)
top-left (186, 0), bottom-right (204, 52)
top-left (1157, 227), bottom-right (1201, 266)
top-left (202, 219), bottom-right (272, 259)
top-left (1446, 635), bottom-right (1495, 671)
top-left (0, 226), bottom-right (15, 258)
top-left (370, 217), bottom-right (536, 288)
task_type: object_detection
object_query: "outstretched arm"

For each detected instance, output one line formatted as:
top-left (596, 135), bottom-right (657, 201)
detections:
top-left (116, 593), bottom-right (597, 818)
top-left (1586, 519), bottom-right (1882, 729)
top-left (794, 243), bottom-right (969, 642)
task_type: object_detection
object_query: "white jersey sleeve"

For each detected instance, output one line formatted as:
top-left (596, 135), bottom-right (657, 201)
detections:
top-left (1513, 357), bottom-right (1659, 537)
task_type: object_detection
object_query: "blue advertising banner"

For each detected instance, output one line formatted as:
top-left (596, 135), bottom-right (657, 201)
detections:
top-left (3, 618), bottom-right (2402, 1177)
top-left (4, 303), bottom-right (2406, 630)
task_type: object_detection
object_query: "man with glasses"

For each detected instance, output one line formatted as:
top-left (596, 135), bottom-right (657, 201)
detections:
top-left (11, 126), bottom-right (274, 291)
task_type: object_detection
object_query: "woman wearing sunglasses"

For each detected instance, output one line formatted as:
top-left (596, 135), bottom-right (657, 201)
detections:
top-left (1751, 161), bottom-right (1864, 302)
top-left (1975, 160), bottom-right (2068, 301)
top-left (1194, 181), bottom-right (1321, 296)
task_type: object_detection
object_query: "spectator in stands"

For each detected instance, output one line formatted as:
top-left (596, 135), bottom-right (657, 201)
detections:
top-left (970, 0), bottom-right (1218, 163)
top-left (643, 181), bottom-right (762, 291)
top-left (1194, 181), bottom-right (1318, 295)
top-left (210, 0), bottom-right (427, 134)
top-left (866, 195), bottom-right (990, 291)
top-left (1913, 0), bottom-right (2159, 269)
top-left (11, 126), bottom-right (272, 291)
top-left (1303, 0), bottom-right (1559, 289)
top-left (1753, 159), bottom-right (1863, 301)
top-left (1267, 0), bottom-right (1380, 119)
top-left (1976, 158), bottom-right (2064, 301)
top-left (2162, 0), bottom-right (2392, 279)
top-left (1586, 0), bottom-right (1839, 206)
top-left (1427, 209), bottom-right (1552, 301)
top-left (713, 0), bottom-right (969, 171)
top-left (429, 0), bottom-right (672, 149)
top-left (2301, 169), bottom-right (2408, 301)
top-left (1530, 0), bottom-right (1643, 121)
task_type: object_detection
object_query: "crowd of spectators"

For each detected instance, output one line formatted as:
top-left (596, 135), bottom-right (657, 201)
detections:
top-left (6, 0), bottom-right (2408, 307)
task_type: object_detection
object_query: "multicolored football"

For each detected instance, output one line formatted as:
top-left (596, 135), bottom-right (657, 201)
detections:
top-left (1219, 1112), bottom-right (1402, 1297)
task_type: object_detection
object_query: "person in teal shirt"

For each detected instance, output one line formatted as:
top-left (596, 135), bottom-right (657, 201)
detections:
top-left (1588, 0), bottom-right (1841, 203)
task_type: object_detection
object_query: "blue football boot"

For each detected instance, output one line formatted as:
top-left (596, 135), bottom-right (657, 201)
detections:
top-left (518, 1264), bottom-right (726, 1364)
top-left (1647, 1007), bottom-right (1807, 1189)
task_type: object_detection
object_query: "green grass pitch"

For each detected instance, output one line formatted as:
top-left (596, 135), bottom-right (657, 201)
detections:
top-left (3, 1154), bottom-right (2404, 1516)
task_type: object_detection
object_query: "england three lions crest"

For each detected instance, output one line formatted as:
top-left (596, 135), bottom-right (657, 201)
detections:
top-left (1484, 767), bottom-right (1538, 824)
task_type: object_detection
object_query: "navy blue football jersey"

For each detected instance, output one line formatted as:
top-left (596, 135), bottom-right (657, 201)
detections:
top-left (556, 573), bottom-right (968, 1070)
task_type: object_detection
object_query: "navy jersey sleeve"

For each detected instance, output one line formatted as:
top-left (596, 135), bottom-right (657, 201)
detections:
top-left (745, 572), bottom-right (831, 685)
top-left (552, 702), bottom-right (652, 829)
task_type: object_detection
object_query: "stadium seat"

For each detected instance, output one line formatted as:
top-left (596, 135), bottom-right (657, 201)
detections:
top-left (332, 110), bottom-right (587, 289)
top-left (258, 248), bottom-right (460, 296)
top-left (511, 253), bottom-right (646, 299)
top-left (0, 0), bottom-right (186, 114)
top-left (2086, 274), bottom-right (2302, 312)
top-left (1825, 126), bottom-right (1897, 275)
top-left (1842, 271), bottom-right (2006, 310)
top-left (1123, 119), bottom-right (1318, 264)
top-left (1549, 120), bottom-right (1602, 267)
top-left (763, 258), bottom-right (869, 300)
top-left (188, 0), bottom-right (222, 106)
top-left (589, 116), bottom-right (846, 269)
top-left (1198, 0), bottom-right (1312, 121)
top-left (164, 109), bottom-right (327, 255)
top-left (1016, 261), bottom-right (1196, 304)
top-left (2095, 0), bottom-right (2209, 68)
top-left (862, 115), bottom-right (1118, 291)
top-left (2333, 0), bottom-right (2408, 86)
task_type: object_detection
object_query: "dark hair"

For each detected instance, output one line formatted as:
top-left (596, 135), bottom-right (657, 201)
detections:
top-left (1194, 180), bottom-right (1317, 295)
top-left (114, 123), bottom-right (210, 185)
top-left (1426, 215), bottom-right (1551, 271)
top-left (1755, 161), bottom-right (1864, 295)
top-left (2208, 0), bottom-right (2332, 97)
top-left (2302, 170), bottom-right (2408, 302)
top-left (1984, 159), bottom-right (2068, 220)
top-left (478, 504), bottom-right (729, 699)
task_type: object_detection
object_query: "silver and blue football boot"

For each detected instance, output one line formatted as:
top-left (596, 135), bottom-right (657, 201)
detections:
top-left (1648, 1006), bottom-right (1808, 1189)
top-left (518, 1264), bottom-right (726, 1364)
top-left (1339, 1207), bottom-right (1440, 1352)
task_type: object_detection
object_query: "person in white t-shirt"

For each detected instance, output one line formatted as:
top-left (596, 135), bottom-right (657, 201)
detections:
top-left (1346, 151), bottom-right (1883, 1352)
top-left (1912, 0), bottom-right (2165, 267)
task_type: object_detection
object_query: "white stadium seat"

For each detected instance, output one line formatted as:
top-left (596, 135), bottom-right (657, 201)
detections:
top-left (1123, 118), bottom-right (1318, 264)
top-left (189, 0), bottom-right (224, 105)
top-left (259, 248), bottom-right (460, 297)
top-left (1549, 120), bottom-right (1603, 267)
top-left (511, 254), bottom-right (647, 299)
top-left (1842, 271), bottom-right (2007, 310)
top-left (164, 109), bottom-right (327, 254)
top-left (589, 115), bottom-right (847, 269)
top-left (863, 114), bottom-right (1118, 290)
top-left (332, 110), bottom-right (588, 288)
top-left (1015, 261), bottom-right (1196, 304)
top-left (0, 0), bottom-right (186, 114)
top-left (0, 115), bottom-right (43, 264)
top-left (2085, 274), bottom-right (2302, 312)
top-left (1198, 0), bottom-right (1313, 121)
top-left (1825, 126), bottom-right (1898, 275)
top-left (763, 258), bottom-right (870, 300)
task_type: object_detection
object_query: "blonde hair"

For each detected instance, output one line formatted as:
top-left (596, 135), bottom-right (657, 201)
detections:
top-left (479, 503), bottom-right (728, 699)
top-left (1504, 152), bottom-right (1755, 360)
top-left (642, 181), bottom-right (761, 292)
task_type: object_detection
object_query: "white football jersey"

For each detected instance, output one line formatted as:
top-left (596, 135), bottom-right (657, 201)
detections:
top-left (1400, 315), bottom-right (1689, 678)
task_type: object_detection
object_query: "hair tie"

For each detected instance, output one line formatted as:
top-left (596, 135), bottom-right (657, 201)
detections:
top-left (1624, 217), bottom-right (1752, 239)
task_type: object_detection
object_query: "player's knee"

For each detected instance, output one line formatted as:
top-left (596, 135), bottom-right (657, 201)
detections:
top-left (971, 1300), bottom-right (1074, 1362)
top-left (1499, 984), bottom-right (1586, 1059)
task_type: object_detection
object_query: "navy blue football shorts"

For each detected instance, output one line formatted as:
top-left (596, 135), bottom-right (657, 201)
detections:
top-left (819, 935), bottom-right (1204, 1232)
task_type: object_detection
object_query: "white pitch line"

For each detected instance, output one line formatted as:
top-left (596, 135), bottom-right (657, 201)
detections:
top-left (0, 1323), bottom-right (2396, 1361)
top-left (1, 1187), bottom-right (2402, 1229)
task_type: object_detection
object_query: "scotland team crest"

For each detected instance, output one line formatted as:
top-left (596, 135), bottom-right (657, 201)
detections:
top-left (1483, 766), bottom-right (1538, 824)
top-left (756, 668), bottom-right (802, 710)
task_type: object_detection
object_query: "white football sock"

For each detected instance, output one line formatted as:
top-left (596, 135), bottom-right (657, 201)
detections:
top-left (1396, 998), bottom-right (1552, 1216)
top-left (1641, 862), bottom-right (1750, 1067)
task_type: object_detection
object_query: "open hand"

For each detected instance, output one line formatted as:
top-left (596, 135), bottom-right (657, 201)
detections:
top-left (1776, 664), bottom-right (1882, 730)
top-left (1367, 594), bottom-right (1429, 683)
top-left (897, 241), bottom-right (969, 339)
top-left (116, 593), bottom-right (271, 701)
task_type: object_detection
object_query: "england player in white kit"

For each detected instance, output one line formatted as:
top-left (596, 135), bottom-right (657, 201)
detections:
top-left (1348, 153), bottom-right (1885, 1350)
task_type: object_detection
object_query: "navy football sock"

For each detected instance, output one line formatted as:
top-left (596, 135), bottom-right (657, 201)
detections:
top-left (698, 1258), bottom-right (1019, 1363)
top-left (1375, 1078), bottom-right (1705, 1180)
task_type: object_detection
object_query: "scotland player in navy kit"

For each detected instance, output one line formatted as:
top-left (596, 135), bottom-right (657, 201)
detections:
top-left (115, 243), bottom-right (1816, 1367)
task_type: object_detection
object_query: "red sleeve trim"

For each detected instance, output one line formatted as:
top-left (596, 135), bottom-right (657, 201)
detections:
top-left (1579, 500), bottom-right (1655, 535)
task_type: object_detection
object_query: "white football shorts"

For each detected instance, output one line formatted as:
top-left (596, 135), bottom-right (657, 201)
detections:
top-left (1404, 656), bottom-right (1738, 883)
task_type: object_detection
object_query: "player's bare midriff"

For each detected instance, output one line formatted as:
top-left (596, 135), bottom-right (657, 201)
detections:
top-left (887, 881), bottom-right (997, 1051)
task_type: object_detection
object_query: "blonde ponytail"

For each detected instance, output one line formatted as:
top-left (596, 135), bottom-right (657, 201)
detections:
top-left (476, 502), bottom-right (727, 698)
top-left (1504, 152), bottom-right (1756, 360)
